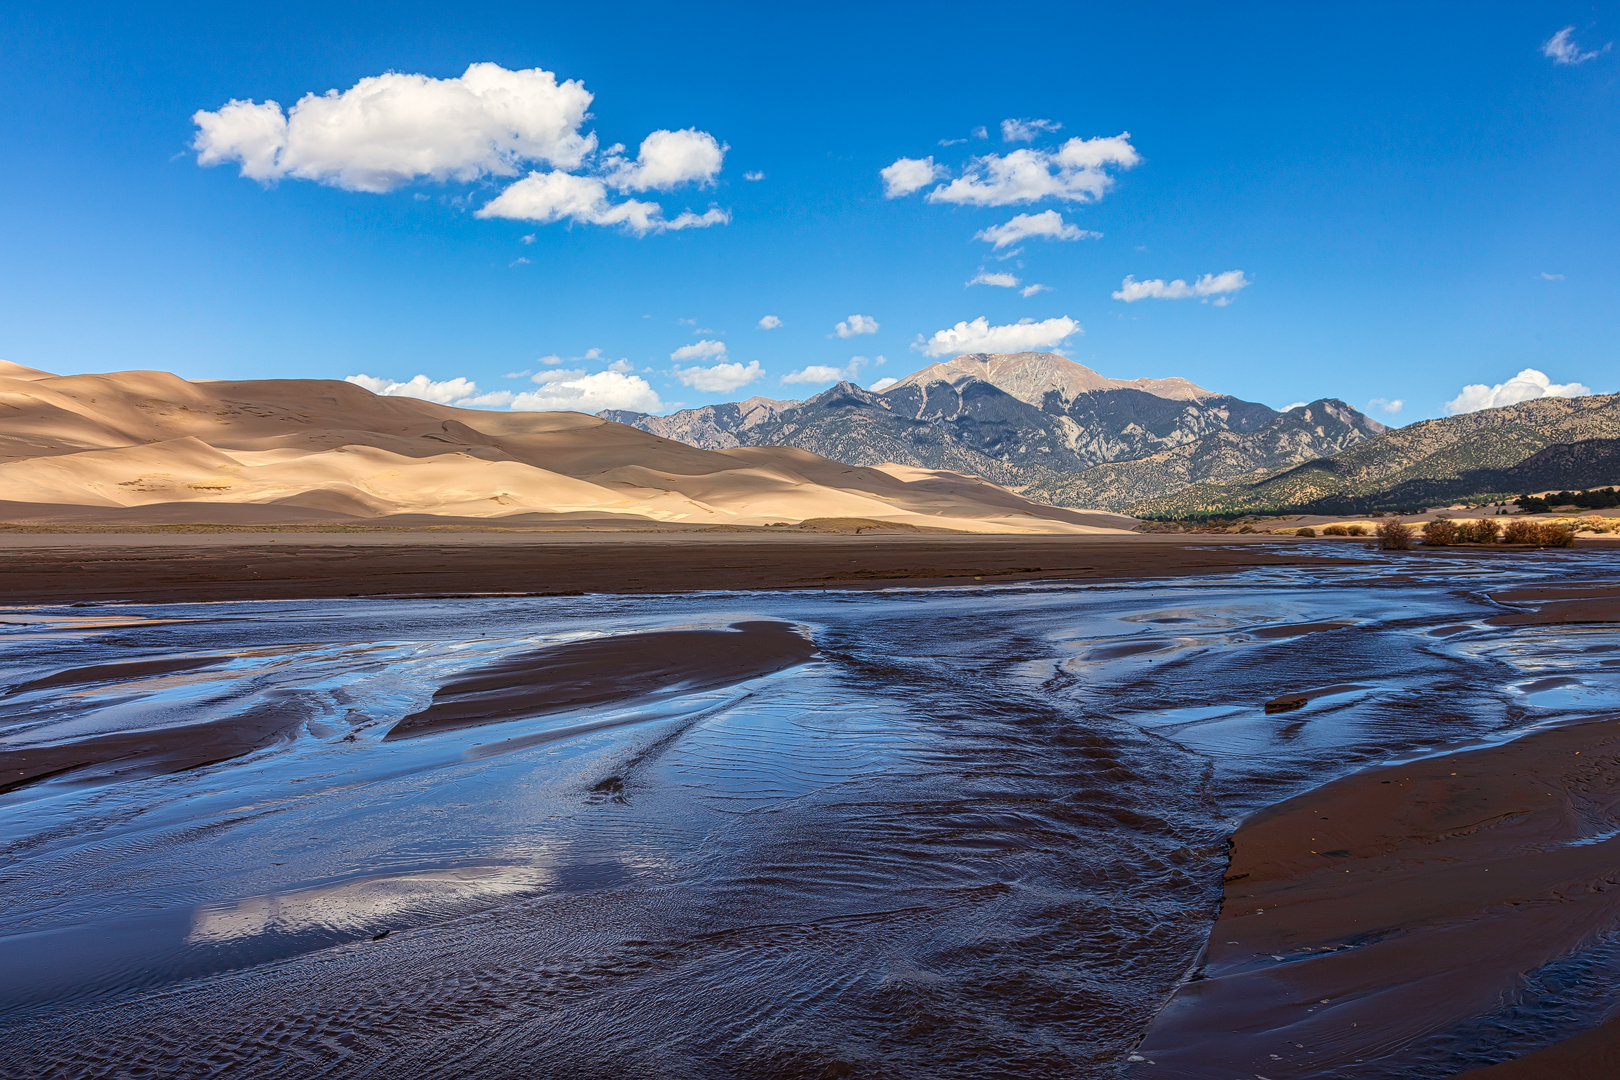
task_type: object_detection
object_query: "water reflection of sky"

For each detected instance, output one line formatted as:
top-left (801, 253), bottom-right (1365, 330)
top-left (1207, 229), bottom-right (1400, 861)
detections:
top-left (2, 547), bottom-right (1617, 1078)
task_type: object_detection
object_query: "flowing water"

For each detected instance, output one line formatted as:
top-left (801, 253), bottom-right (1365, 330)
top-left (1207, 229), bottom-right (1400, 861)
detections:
top-left (2, 547), bottom-right (1618, 1079)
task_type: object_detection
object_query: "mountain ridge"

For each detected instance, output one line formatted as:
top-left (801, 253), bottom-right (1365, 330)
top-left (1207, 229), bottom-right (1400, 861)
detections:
top-left (605, 352), bottom-right (1386, 509)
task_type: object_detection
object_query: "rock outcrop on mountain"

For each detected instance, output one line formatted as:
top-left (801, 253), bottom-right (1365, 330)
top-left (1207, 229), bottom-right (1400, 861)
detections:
top-left (605, 352), bottom-right (1385, 508)
top-left (1134, 392), bottom-right (1620, 517)
top-left (0, 359), bottom-right (1129, 532)
top-left (1026, 399), bottom-right (1385, 510)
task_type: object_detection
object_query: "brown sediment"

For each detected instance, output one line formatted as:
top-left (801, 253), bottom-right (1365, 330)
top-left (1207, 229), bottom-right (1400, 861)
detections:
top-left (384, 621), bottom-right (816, 740)
top-left (1262, 683), bottom-right (1370, 713)
top-left (1135, 715), bottom-right (1620, 1078)
top-left (2, 654), bottom-right (228, 696)
top-left (0, 533), bottom-right (1356, 605)
top-left (0, 701), bottom-right (308, 794)
top-left (1487, 582), bottom-right (1620, 626)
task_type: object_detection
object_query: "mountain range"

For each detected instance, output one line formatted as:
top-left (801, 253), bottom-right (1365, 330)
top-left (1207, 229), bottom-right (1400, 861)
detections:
top-left (1134, 392), bottom-right (1620, 517)
top-left (605, 352), bottom-right (1387, 511)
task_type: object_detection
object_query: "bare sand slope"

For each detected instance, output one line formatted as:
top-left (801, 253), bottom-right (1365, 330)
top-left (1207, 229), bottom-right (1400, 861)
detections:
top-left (0, 360), bottom-right (1132, 532)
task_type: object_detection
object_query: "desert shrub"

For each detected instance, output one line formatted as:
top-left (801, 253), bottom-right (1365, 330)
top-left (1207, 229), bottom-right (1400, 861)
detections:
top-left (1238, 525), bottom-right (1256, 533)
top-left (1322, 524), bottom-right (1348, 536)
top-left (1422, 519), bottom-right (1457, 546)
top-left (1370, 511), bottom-right (1386, 518)
top-left (1378, 518), bottom-right (1413, 551)
top-left (1539, 522), bottom-right (1576, 547)
top-left (1294, 526), bottom-right (1316, 537)
top-left (1467, 518), bottom-right (1501, 544)
top-left (1345, 524), bottom-right (1367, 537)
top-left (1574, 515), bottom-right (1609, 534)
top-left (1502, 519), bottom-right (1539, 544)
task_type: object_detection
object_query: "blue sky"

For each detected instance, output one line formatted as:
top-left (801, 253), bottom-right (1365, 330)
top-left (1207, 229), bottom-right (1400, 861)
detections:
top-left (1, 2), bottom-right (1615, 423)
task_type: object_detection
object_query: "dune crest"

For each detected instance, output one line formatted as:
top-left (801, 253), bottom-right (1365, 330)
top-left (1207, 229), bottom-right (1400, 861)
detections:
top-left (0, 361), bottom-right (1132, 532)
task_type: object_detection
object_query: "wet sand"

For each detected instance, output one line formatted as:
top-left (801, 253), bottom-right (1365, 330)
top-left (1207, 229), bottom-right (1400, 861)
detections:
top-left (387, 621), bottom-right (816, 739)
top-left (0, 532), bottom-right (1359, 604)
top-left (1135, 715), bottom-right (1620, 1077)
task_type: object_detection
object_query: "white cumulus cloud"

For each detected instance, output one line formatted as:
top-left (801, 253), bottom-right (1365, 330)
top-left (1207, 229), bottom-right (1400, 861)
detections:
top-left (880, 156), bottom-right (948, 198)
top-left (975, 209), bottom-right (1099, 248)
top-left (834, 314), bottom-right (880, 338)
top-left (913, 316), bottom-right (1082, 358)
top-left (670, 339), bottom-right (728, 362)
top-left (1000, 118), bottom-right (1062, 143)
top-left (1021, 284), bottom-right (1050, 297)
top-left (870, 376), bottom-right (899, 391)
top-left (1368, 397), bottom-right (1404, 414)
top-left (675, 360), bottom-right (763, 393)
top-left (1543, 26), bottom-right (1610, 65)
top-left (346, 373), bottom-right (490, 405)
top-left (968, 270), bottom-right (1019, 288)
top-left (601, 129), bottom-right (725, 192)
top-left (193, 63), bottom-right (595, 192)
top-left (513, 369), bottom-right (662, 413)
top-left (922, 134), bottom-right (1139, 207)
top-left (194, 62), bottom-right (729, 237)
top-left (757, 315), bottom-right (782, 329)
top-left (1113, 270), bottom-right (1251, 303)
top-left (1443, 368), bottom-right (1592, 416)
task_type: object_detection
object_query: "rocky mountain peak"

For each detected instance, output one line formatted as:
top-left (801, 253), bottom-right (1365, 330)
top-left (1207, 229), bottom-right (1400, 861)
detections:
top-left (886, 352), bottom-right (1215, 407)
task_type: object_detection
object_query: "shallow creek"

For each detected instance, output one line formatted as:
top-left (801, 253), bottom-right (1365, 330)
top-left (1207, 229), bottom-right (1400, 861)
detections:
top-left (2, 547), bottom-right (1618, 1078)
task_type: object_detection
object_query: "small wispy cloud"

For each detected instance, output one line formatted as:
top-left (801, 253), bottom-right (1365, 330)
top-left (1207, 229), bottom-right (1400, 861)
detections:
top-left (1543, 26), bottom-right (1610, 65)
top-left (1368, 397), bottom-right (1404, 414)
top-left (1021, 284), bottom-right (1050, 297)
top-left (968, 270), bottom-right (1019, 288)
top-left (782, 356), bottom-right (872, 385)
top-left (509, 257), bottom-right (530, 267)
top-left (520, 234), bottom-right (535, 244)
top-left (1000, 118), bottom-right (1062, 143)
top-left (1541, 271), bottom-right (1565, 280)
top-left (1113, 270), bottom-right (1251, 304)
top-left (758, 314), bottom-right (782, 329)
top-left (976, 209), bottom-right (1099, 249)
top-left (744, 170), bottom-right (765, 181)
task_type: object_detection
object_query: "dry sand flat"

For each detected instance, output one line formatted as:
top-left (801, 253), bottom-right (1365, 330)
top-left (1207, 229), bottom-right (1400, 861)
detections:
top-left (0, 359), bottom-right (1130, 533)
top-left (1134, 716), bottom-right (1620, 1078)
top-left (0, 532), bottom-right (1355, 605)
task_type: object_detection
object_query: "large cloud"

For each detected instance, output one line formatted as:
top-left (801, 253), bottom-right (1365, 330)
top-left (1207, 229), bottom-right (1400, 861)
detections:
top-left (511, 369), bottom-right (663, 413)
top-left (975, 210), bottom-right (1098, 248)
top-left (913, 134), bottom-right (1139, 207)
top-left (345, 373), bottom-right (510, 407)
top-left (1443, 369), bottom-right (1592, 416)
top-left (1113, 270), bottom-right (1251, 304)
top-left (194, 63), bottom-right (728, 236)
top-left (194, 63), bottom-right (595, 192)
top-left (913, 316), bottom-right (1081, 358)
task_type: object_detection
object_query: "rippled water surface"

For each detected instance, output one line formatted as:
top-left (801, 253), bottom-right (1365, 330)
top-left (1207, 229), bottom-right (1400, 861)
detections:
top-left (3, 547), bottom-right (1618, 1078)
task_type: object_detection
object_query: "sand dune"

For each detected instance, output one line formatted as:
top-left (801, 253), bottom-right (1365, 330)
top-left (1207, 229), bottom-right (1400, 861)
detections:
top-left (0, 360), bottom-right (1133, 532)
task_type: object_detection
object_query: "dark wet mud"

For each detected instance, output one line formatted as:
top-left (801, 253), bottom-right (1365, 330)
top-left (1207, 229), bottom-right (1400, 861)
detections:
top-left (1, 547), bottom-right (1618, 1078)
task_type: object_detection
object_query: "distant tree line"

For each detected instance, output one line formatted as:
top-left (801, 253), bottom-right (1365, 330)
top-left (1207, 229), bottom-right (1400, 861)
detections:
top-left (1515, 487), bottom-right (1620, 514)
